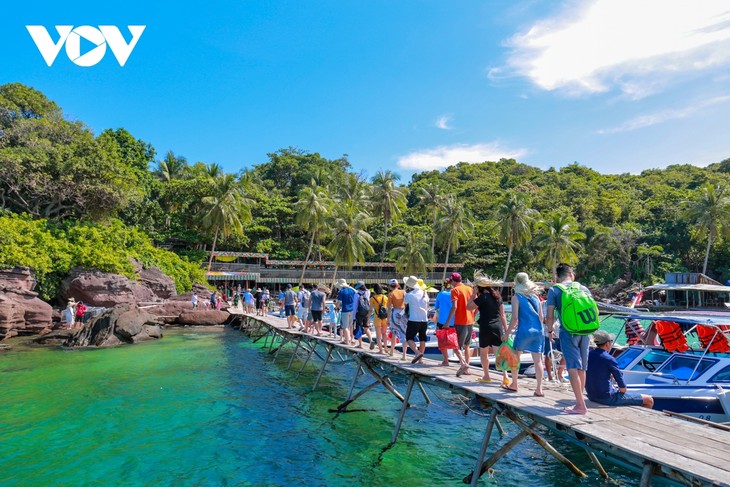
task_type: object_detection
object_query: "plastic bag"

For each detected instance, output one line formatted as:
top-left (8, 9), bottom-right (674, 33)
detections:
top-left (495, 337), bottom-right (519, 371)
top-left (353, 325), bottom-right (363, 339)
top-left (435, 327), bottom-right (459, 350)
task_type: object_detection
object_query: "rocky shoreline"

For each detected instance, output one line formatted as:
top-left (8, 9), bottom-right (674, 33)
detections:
top-left (0, 265), bottom-right (227, 348)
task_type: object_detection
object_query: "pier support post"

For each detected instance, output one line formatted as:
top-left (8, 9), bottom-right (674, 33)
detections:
top-left (416, 381), bottom-right (431, 405)
top-left (297, 342), bottom-right (316, 377)
top-left (287, 337), bottom-right (303, 370)
top-left (469, 407), bottom-right (499, 487)
top-left (391, 375), bottom-right (416, 444)
top-left (273, 336), bottom-right (290, 360)
top-left (639, 461), bottom-right (655, 487)
top-left (312, 345), bottom-right (333, 391)
top-left (464, 421), bottom-right (536, 484)
top-left (346, 365), bottom-right (363, 402)
top-left (503, 411), bottom-right (587, 478)
top-left (586, 450), bottom-right (609, 479)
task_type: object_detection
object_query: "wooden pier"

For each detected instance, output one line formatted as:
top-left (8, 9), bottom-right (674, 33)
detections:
top-left (236, 313), bottom-right (730, 486)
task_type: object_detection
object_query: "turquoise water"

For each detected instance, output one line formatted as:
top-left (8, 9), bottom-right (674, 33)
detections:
top-left (0, 328), bottom-right (640, 486)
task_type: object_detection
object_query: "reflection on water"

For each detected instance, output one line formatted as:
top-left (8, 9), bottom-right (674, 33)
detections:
top-left (0, 328), bottom-right (639, 486)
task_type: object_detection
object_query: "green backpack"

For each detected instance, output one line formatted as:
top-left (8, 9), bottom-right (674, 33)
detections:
top-left (553, 283), bottom-right (600, 336)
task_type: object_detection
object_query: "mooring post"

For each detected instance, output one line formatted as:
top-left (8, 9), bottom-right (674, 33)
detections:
top-left (469, 407), bottom-right (499, 487)
top-left (312, 345), bottom-right (333, 391)
top-left (391, 375), bottom-right (416, 444)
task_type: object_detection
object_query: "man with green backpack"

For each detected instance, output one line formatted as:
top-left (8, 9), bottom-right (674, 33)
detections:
top-left (545, 263), bottom-right (600, 415)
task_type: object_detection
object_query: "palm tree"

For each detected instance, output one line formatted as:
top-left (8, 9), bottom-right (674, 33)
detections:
top-left (684, 183), bottom-right (730, 274)
top-left (533, 213), bottom-right (585, 281)
top-left (156, 151), bottom-right (188, 182)
top-left (435, 196), bottom-right (473, 280)
top-left (418, 181), bottom-right (443, 260)
top-left (494, 193), bottom-right (538, 282)
top-left (371, 170), bottom-right (407, 263)
top-left (390, 228), bottom-right (433, 276)
top-left (200, 173), bottom-right (253, 271)
top-left (327, 201), bottom-right (374, 286)
top-left (295, 180), bottom-right (332, 286)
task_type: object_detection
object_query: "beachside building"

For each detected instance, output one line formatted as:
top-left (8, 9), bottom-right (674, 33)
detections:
top-left (645, 272), bottom-right (730, 309)
top-left (206, 251), bottom-right (464, 290)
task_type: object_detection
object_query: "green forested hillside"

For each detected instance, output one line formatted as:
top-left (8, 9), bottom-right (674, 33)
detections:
top-left (1, 82), bottom-right (729, 297)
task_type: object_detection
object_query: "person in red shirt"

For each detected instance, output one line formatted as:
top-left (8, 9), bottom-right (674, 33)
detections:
top-left (444, 273), bottom-right (474, 377)
top-left (74, 301), bottom-right (87, 328)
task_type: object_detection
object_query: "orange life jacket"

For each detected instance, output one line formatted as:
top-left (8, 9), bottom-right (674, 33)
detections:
top-left (654, 320), bottom-right (690, 353)
top-left (696, 325), bottom-right (730, 354)
top-left (624, 319), bottom-right (645, 345)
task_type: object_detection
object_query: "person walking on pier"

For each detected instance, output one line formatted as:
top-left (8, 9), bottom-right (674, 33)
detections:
top-left (404, 276), bottom-right (429, 364)
top-left (387, 278), bottom-right (407, 360)
top-left (370, 283), bottom-right (389, 354)
top-left (504, 272), bottom-right (545, 395)
top-left (309, 284), bottom-right (327, 336)
top-left (587, 330), bottom-right (654, 409)
top-left (433, 278), bottom-right (455, 365)
top-left (444, 272), bottom-right (472, 376)
top-left (336, 279), bottom-right (356, 345)
top-left (353, 281), bottom-right (373, 349)
top-left (284, 284), bottom-right (299, 329)
top-left (546, 263), bottom-right (592, 415)
top-left (466, 273), bottom-right (508, 385)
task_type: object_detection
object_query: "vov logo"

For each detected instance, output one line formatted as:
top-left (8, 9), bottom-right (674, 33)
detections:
top-left (26, 25), bottom-right (146, 67)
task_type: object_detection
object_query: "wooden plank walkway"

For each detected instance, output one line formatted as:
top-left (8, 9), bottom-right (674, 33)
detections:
top-left (238, 313), bottom-right (730, 486)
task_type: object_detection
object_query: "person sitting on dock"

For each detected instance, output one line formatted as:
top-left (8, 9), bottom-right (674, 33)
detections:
top-left (587, 330), bottom-right (654, 409)
top-left (403, 276), bottom-right (429, 364)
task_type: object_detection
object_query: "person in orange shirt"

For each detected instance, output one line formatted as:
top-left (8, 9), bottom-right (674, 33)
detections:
top-left (444, 272), bottom-right (473, 376)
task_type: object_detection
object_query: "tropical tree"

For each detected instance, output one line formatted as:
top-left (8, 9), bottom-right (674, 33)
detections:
top-left (371, 170), bottom-right (407, 263)
top-left (390, 228), bottom-right (433, 276)
top-left (533, 213), bottom-right (585, 281)
top-left (435, 196), bottom-right (473, 280)
top-left (295, 180), bottom-right (332, 286)
top-left (327, 201), bottom-right (374, 285)
top-left (156, 151), bottom-right (188, 182)
top-left (684, 183), bottom-right (730, 274)
top-left (200, 173), bottom-right (253, 271)
top-left (494, 192), bottom-right (538, 282)
top-left (417, 181), bottom-right (444, 259)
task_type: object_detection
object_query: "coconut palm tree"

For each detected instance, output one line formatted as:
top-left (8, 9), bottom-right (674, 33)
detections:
top-left (533, 213), bottom-right (585, 281)
top-left (494, 193), bottom-right (538, 282)
top-left (418, 181), bottom-right (444, 260)
top-left (200, 173), bottom-right (253, 271)
top-left (684, 183), bottom-right (730, 274)
top-left (295, 180), bottom-right (332, 286)
top-left (390, 228), bottom-right (433, 276)
top-left (327, 201), bottom-right (374, 286)
top-left (371, 170), bottom-right (407, 263)
top-left (435, 196), bottom-right (473, 280)
top-left (156, 151), bottom-right (188, 182)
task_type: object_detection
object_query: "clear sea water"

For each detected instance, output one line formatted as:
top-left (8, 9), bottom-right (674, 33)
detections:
top-left (0, 323), bottom-right (641, 486)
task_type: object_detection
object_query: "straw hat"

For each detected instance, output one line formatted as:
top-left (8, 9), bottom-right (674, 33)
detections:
top-left (417, 278), bottom-right (426, 289)
top-left (336, 278), bottom-right (348, 288)
top-left (403, 276), bottom-right (421, 290)
top-left (473, 270), bottom-right (502, 288)
top-left (513, 272), bottom-right (540, 295)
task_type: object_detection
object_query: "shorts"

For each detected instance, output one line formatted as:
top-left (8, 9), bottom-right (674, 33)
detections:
top-left (590, 391), bottom-right (644, 407)
top-left (307, 312), bottom-right (313, 321)
top-left (560, 332), bottom-right (590, 370)
top-left (256, 302), bottom-right (263, 310)
top-left (479, 323), bottom-right (501, 348)
top-left (356, 314), bottom-right (369, 328)
top-left (340, 311), bottom-right (353, 330)
top-left (456, 324), bottom-right (472, 348)
top-left (311, 310), bottom-right (323, 322)
top-left (285, 305), bottom-right (296, 317)
top-left (544, 336), bottom-right (560, 353)
top-left (405, 321), bottom-right (427, 342)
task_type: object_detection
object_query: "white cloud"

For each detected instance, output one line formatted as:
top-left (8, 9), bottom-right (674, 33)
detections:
top-left (504, 0), bottom-right (730, 96)
top-left (598, 95), bottom-right (730, 133)
top-left (435, 114), bottom-right (453, 130)
top-left (397, 143), bottom-right (528, 171)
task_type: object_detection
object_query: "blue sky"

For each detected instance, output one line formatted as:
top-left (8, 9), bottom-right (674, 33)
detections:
top-left (3, 0), bottom-right (730, 180)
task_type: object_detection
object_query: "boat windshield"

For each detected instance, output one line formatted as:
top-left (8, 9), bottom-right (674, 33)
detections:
top-left (655, 356), bottom-right (717, 382)
top-left (616, 348), bottom-right (643, 369)
top-left (709, 365), bottom-right (730, 383)
top-left (628, 349), bottom-right (672, 373)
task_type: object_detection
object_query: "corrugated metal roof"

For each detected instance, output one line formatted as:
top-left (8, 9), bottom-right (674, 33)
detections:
top-left (646, 283), bottom-right (730, 293)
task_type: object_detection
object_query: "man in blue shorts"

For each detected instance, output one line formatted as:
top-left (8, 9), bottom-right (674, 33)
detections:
top-left (587, 330), bottom-right (654, 409)
top-left (545, 263), bottom-right (591, 414)
top-left (283, 284), bottom-right (299, 329)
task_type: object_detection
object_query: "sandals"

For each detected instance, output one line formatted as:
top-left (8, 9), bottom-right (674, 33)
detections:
top-left (534, 392), bottom-right (544, 397)
top-left (476, 378), bottom-right (492, 383)
top-left (501, 384), bottom-right (518, 392)
top-left (411, 353), bottom-right (424, 364)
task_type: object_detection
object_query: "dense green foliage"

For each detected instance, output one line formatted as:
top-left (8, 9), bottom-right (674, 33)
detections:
top-left (1, 83), bottom-right (729, 295)
top-left (0, 213), bottom-right (206, 300)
